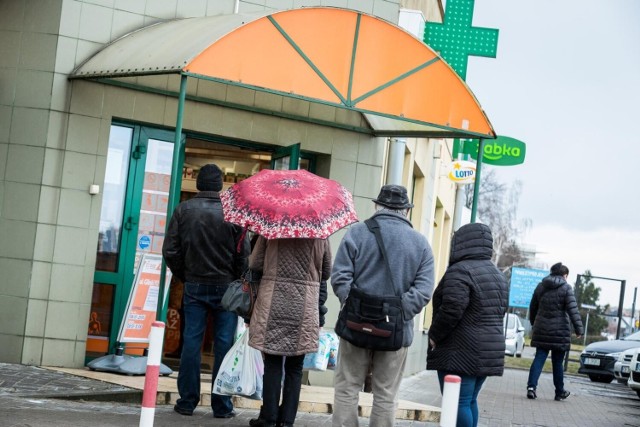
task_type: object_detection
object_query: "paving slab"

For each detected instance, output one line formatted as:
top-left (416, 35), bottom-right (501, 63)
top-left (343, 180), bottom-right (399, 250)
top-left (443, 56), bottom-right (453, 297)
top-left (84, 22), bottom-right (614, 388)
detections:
top-left (45, 366), bottom-right (440, 423)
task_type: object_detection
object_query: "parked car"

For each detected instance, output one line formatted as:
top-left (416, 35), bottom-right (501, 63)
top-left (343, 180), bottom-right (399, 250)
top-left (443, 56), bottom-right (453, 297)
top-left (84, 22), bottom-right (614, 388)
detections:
top-left (579, 330), bottom-right (640, 383)
top-left (614, 347), bottom-right (640, 384)
top-left (504, 313), bottom-right (525, 357)
top-left (627, 348), bottom-right (640, 399)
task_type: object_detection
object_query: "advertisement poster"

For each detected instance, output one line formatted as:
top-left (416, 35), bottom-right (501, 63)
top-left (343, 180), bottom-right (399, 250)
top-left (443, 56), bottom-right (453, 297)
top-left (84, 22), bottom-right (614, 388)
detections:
top-left (118, 254), bottom-right (172, 343)
top-left (509, 267), bottom-right (547, 308)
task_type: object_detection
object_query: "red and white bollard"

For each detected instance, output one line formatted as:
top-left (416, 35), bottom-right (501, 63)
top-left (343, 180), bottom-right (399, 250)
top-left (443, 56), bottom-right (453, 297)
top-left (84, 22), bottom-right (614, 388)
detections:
top-left (139, 321), bottom-right (166, 427)
top-left (440, 374), bottom-right (461, 427)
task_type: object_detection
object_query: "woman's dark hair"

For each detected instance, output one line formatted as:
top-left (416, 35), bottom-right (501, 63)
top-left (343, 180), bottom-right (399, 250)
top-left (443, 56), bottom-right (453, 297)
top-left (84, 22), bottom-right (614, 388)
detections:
top-left (550, 262), bottom-right (569, 276)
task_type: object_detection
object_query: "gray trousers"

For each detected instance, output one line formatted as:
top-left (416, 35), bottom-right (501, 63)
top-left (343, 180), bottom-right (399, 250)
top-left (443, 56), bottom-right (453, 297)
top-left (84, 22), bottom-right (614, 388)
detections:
top-left (332, 338), bottom-right (408, 427)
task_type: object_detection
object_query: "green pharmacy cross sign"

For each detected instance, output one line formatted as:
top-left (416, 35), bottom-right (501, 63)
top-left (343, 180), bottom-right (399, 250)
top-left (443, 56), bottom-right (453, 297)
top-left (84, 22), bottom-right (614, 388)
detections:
top-left (424, 0), bottom-right (499, 80)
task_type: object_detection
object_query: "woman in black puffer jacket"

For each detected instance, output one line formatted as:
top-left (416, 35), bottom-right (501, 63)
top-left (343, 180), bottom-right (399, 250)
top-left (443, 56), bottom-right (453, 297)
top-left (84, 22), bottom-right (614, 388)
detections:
top-left (526, 262), bottom-right (583, 401)
top-left (427, 223), bottom-right (508, 427)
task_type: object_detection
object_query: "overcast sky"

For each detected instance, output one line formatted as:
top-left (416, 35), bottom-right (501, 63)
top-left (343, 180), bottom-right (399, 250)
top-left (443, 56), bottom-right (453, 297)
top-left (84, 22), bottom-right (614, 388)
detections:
top-left (461, 0), bottom-right (640, 309)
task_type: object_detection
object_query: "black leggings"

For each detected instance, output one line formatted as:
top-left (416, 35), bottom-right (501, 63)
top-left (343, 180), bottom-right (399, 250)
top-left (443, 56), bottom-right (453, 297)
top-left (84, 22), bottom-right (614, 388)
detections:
top-left (261, 353), bottom-right (305, 425)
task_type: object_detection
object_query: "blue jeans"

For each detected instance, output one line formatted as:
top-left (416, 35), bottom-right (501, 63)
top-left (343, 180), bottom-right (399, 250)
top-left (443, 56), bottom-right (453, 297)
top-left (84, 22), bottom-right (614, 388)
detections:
top-left (176, 282), bottom-right (236, 416)
top-left (527, 347), bottom-right (565, 395)
top-left (437, 371), bottom-right (486, 427)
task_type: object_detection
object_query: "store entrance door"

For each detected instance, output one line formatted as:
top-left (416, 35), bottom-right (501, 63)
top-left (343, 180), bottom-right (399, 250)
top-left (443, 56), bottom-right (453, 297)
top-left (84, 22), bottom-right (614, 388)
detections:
top-left (88, 125), bottom-right (182, 359)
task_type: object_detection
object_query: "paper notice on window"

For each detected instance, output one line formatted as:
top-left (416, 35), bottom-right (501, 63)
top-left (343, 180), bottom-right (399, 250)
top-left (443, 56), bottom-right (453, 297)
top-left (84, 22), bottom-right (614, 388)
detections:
top-left (118, 254), bottom-right (172, 343)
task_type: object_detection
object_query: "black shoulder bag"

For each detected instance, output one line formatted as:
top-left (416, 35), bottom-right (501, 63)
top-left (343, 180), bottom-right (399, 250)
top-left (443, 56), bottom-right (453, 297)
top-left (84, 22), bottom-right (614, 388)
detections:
top-left (334, 218), bottom-right (404, 351)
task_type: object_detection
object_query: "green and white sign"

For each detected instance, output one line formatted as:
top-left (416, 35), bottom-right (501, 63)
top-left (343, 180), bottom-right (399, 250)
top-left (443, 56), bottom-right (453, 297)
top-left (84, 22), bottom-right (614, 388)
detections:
top-left (462, 136), bottom-right (526, 166)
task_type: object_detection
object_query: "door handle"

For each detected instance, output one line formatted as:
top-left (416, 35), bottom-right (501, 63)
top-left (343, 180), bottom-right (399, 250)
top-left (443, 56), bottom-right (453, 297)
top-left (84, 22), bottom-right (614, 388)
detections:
top-left (124, 217), bottom-right (138, 230)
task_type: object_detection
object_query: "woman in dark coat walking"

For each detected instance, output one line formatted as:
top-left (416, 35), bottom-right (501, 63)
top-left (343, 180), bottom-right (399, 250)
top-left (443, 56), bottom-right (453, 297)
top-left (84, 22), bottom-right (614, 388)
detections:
top-left (526, 262), bottom-right (583, 401)
top-left (427, 223), bottom-right (508, 427)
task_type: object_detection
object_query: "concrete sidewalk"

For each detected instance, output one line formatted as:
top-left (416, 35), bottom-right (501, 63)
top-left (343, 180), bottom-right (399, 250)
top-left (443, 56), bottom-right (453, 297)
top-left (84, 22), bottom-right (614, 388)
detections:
top-left (0, 362), bottom-right (440, 426)
top-left (45, 365), bottom-right (440, 422)
top-left (2, 362), bottom-right (640, 426)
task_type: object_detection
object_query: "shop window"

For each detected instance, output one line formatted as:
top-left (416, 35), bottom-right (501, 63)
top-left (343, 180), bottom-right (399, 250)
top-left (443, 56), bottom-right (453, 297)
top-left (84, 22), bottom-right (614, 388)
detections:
top-left (95, 125), bottom-right (133, 272)
top-left (86, 283), bottom-right (114, 357)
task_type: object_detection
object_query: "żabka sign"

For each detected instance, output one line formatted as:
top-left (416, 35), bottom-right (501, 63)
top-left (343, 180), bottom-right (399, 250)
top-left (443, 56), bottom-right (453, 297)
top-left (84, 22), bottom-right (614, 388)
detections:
top-left (448, 160), bottom-right (476, 184)
top-left (464, 136), bottom-right (526, 166)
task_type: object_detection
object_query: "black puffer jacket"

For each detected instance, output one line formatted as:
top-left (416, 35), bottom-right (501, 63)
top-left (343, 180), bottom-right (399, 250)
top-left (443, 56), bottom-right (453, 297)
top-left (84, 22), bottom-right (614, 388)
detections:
top-left (529, 275), bottom-right (583, 351)
top-left (427, 223), bottom-right (508, 377)
top-left (162, 191), bottom-right (249, 284)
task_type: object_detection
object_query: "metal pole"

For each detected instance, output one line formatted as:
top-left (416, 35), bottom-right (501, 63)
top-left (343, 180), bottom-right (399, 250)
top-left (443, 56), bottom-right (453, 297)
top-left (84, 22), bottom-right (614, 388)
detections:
top-left (452, 185), bottom-right (466, 231)
top-left (470, 138), bottom-right (485, 223)
top-left (583, 310), bottom-right (590, 347)
top-left (631, 287), bottom-right (637, 332)
top-left (575, 274), bottom-right (583, 303)
top-left (156, 74), bottom-right (188, 321)
top-left (386, 137), bottom-right (405, 185)
top-left (451, 140), bottom-right (468, 231)
top-left (616, 280), bottom-right (626, 339)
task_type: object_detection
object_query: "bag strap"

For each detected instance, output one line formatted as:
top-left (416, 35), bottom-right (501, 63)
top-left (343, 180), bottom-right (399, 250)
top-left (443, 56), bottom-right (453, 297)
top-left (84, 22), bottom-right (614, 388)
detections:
top-left (364, 218), bottom-right (399, 297)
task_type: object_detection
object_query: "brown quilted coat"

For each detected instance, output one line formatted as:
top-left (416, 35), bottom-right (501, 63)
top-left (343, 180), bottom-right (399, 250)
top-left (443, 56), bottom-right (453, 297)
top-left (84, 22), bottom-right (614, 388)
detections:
top-left (248, 236), bottom-right (332, 356)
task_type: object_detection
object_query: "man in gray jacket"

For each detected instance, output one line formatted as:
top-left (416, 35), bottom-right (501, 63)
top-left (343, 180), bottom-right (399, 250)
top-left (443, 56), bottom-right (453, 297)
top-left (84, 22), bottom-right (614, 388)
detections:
top-left (331, 184), bottom-right (435, 427)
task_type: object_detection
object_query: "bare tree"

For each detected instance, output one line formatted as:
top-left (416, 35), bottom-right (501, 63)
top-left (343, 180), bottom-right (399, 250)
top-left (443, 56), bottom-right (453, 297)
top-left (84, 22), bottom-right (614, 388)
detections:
top-left (464, 169), bottom-right (530, 268)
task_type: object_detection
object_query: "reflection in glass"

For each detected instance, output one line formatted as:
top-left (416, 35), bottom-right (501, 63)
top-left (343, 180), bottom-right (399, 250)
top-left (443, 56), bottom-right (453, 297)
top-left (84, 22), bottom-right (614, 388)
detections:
top-left (95, 126), bottom-right (133, 272)
top-left (133, 139), bottom-right (174, 274)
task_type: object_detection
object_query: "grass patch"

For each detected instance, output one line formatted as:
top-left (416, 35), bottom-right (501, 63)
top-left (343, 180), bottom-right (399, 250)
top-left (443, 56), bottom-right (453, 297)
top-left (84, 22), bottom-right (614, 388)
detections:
top-left (505, 343), bottom-right (582, 376)
top-left (504, 355), bottom-right (581, 375)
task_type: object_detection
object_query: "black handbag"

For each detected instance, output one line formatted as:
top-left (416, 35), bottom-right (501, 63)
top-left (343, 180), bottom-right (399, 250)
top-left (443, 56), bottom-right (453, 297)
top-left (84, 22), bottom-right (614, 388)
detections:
top-left (221, 269), bottom-right (259, 318)
top-left (335, 218), bottom-right (404, 351)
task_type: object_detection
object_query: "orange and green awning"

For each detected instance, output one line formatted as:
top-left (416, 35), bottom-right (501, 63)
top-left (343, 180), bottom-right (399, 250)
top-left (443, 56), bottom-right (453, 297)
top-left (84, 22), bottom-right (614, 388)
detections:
top-left (71, 7), bottom-right (495, 139)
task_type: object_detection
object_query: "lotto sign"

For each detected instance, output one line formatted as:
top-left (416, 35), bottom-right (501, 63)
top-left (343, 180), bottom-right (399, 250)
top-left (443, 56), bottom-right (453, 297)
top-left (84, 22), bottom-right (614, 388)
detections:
top-left (509, 267), bottom-right (547, 308)
top-left (118, 254), bottom-right (171, 343)
top-left (448, 160), bottom-right (476, 184)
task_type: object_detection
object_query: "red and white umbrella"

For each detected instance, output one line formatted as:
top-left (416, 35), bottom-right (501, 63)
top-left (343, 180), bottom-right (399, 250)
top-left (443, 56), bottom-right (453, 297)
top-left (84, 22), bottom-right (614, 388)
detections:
top-left (220, 169), bottom-right (358, 239)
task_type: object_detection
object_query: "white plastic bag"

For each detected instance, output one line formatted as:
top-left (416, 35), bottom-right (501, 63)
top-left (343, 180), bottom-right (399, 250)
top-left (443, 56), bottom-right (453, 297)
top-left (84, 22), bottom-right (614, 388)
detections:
top-left (213, 331), bottom-right (256, 397)
top-left (326, 332), bottom-right (339, 370)
top-left (235, 316), bottom-right (247, 342)
top-left (303, 331), bottom-right (337, 371)
top-left (248, 348), bottom-right (264, 400)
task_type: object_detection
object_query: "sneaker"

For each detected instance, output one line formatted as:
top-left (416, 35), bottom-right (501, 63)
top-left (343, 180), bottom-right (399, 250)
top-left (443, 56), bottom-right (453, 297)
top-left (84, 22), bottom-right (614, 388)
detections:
top-left (555, 390), bottom-right (570, 401)
top-left (526, 387), bottom-right (536, 399)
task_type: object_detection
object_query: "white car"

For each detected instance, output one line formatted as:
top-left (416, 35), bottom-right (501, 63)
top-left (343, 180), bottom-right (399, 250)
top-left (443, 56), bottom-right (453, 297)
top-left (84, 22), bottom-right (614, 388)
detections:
top-left (627, 347), bottom-right (640, 399)
top-left (614, 347), bottom-right (640, 384)
top-left (504, 313), bottom-right (525, 357)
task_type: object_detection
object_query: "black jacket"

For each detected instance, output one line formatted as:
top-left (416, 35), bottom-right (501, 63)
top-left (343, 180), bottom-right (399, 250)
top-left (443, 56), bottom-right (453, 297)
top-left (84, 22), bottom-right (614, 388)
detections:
top-left (427, 223), bottom-right (508, 377)
top-left (162, 191), bottom-right (249, 284)
top-left (529, 275), bottom-right (583, 351)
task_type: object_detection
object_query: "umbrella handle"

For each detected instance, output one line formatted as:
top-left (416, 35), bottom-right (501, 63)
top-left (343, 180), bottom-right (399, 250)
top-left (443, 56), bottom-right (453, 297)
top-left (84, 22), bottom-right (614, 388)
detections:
top-left (236, 226), bottom-right (249, 254)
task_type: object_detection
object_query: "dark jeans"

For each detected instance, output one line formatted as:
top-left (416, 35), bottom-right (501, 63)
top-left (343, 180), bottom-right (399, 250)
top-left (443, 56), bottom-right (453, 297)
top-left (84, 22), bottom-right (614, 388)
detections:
top-left (437, 371), bottom-right (486, 427)
top-left (262, 353), bottom-right (305, 425)
top-left (176, 282), bottom-right (236, 416)
top-left (527, 347), bottom-right (565, 395)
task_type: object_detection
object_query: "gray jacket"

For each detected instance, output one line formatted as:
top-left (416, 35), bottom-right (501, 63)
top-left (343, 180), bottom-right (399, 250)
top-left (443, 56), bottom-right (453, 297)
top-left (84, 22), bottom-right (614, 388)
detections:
top-left (331, 210), bottom-right (435, 347)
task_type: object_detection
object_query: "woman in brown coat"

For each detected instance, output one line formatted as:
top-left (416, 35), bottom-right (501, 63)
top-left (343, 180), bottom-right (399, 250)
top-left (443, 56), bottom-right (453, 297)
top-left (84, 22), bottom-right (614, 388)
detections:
top-left (248, 236), bottom-right (332, 427)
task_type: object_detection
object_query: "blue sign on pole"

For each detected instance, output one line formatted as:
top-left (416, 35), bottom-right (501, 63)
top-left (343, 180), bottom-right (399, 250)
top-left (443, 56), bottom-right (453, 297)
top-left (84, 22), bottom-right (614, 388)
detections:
top-left (509, 267), bottom-right (547, 308)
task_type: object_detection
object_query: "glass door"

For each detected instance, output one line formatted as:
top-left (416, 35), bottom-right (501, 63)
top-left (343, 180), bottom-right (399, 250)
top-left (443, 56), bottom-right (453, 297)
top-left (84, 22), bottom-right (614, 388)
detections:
top-left (270, 143), bottom-right (315, 171)
top-left (88, 125), bottom-right (181, 358)
top-left (271, 143), bottom-right (300, 170)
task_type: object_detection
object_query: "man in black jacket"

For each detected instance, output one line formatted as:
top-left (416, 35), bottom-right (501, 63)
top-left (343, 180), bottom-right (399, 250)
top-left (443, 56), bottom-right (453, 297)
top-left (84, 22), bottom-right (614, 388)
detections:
top-left (163, 163), bottom-right (249, 418)
top-left (527, 262), bottom-right (583, 401)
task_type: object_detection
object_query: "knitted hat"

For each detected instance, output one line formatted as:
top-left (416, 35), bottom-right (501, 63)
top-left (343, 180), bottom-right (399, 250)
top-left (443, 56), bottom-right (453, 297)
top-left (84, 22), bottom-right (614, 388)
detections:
top-left (196, 164), bottom-right (223, 192)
